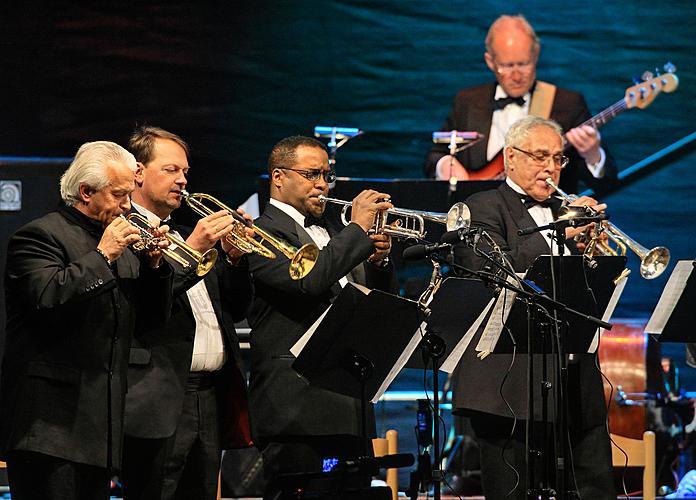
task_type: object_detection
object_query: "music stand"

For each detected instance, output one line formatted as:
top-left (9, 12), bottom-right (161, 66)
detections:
top-left (492, 255), bottom-right (627, 355)
top-left (646, 260), bottom-right (696, 342)
top-left (291, 283), bottom-right (423, 456)
top-left (487, 255), bottom-right (626, 499)
top-left (404, 276), bottom-right (494, 500)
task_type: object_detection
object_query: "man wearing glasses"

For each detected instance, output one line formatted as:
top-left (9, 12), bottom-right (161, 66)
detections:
top-left (451, 116), bottom-right (615, 499)
top-left (425, 14), bottom-right (617, 194)
top-left (246, 135), bottom-right (398, 496)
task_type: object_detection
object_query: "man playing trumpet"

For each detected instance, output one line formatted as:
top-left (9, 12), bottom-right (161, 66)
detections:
top-left (246, 135), bottom-right (398, 494)
top-left (121, 126), bottom-right (254, 500)
top-left (452, 116), bottom-right (615, 499)
top-left (1, 141), bottom-right (173, 500)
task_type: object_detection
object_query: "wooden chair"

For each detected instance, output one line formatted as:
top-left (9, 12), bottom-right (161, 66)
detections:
top-left (372, 429), bottom-right (399, 500)
top-left (610, 431), bottom-right (656, 500)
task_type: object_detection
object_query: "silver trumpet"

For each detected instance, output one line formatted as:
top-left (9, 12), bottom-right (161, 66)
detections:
top-left (318, 195), bottom-right (470, 240)
top-left (545, 178), bottom-right (670, 279)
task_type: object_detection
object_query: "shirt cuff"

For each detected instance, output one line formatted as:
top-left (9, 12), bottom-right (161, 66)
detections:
top-left (585, 147), bottom-right (606, 178)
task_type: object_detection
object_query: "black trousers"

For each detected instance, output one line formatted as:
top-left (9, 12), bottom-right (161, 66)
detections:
top-left (6, 450), bottom-right (110, 500)
top-left (122, 374), bottom-right (221, 500)
top-left (470, 413), bottom-right (615, 500)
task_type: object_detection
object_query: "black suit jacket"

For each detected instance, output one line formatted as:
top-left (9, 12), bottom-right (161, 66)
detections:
top-left (451, 183), bottom-right (607, 430)
top-left (125, 221), bottom-right (253, 448)
top-left (424, 81), bottom-right (618, 194)
top-left (246, 204), bottom-right (398, 445)
top-left (0, 204), bottom-right (172, 468)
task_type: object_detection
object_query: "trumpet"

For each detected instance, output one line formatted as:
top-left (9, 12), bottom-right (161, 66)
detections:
top-left (317, 195), bottom-right (470, 240)
top-left (122, 213), bottom-right (218, 277)
top-left (180, 191), bottom-right (319, 280)
top-left (545, 178), bottom-right (670, 279)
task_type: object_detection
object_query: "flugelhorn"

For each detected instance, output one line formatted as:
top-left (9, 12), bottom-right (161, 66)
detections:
top-left (318, 195), bottom-right (470, 240)
top-left (545, 178), bottom-right (670, 279)
top-left (122, 213), bottom-right (218, 277)
top-left (180, 190), bottom-right (319, 280)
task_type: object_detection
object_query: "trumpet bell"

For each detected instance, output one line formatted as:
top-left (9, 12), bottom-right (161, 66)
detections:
top-left (194, 248), bottom-right (218, 277)
top-left (640, 246), bottom-right (670, 280)
top-left (290, 244), bottom-right (320, 280)
top-left (446, 202), bottom-right (471, 231)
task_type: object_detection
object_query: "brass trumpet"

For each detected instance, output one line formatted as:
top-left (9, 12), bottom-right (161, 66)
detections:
top-left (317, 195), bottom-right (470, 240)
top-left (180, 190), bottom-right (319, 280)
top-left (545, 178), bottom-right (670, 279)
top-left (122, 213), bottom-right (218, 277)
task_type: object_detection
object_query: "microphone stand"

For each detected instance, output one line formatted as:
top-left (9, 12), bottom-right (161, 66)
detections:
top-left (518, 216), bottom-right (608, 499)
top-left (415, 259), bottom-right (446, 500)
top-left (423, 237), bottom-right (611, 500)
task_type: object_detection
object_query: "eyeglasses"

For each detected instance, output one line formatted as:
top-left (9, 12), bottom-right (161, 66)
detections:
top-left (277, 167), bottom-right (336, 183)
top-left (512, 146), bottom-right (569, 169)
top-left (494, 60), bottom-right (535, 75)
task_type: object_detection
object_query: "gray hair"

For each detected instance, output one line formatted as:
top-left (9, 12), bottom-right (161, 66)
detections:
top-left (485, 14), bottom-right (540, 59)
top-left (503, 116), bottom-right (564, 172)
top-left (60, 141), bottom-right (137, 206)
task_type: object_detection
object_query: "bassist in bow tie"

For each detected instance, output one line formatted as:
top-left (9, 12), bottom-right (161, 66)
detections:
top-left (424, 14), bottom-right (618, 194)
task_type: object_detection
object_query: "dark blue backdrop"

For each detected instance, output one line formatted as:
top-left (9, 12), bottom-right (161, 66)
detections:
top-left (1, 0), bottom-right (694, 316)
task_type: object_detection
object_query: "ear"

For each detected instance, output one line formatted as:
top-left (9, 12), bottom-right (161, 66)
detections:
top-left (504, 147), bottom-right (515, 171)
top-left (271, 168), bottom-right (284, 189)
top-left (134, 162), bottom-right (146, 185)
top-left (484, 51), bottom-right (496, 73)
top-left (78, 183), bottom-right (94, 204)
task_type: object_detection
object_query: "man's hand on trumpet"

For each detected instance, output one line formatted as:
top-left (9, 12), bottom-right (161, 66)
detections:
top-left (140, 222), bottom-right (170, 268)
top-left (186, 210), bottom-right (235, 253)
top-left (564, 195), bottom-right (608, 250)
top-left (367, 232), bottom-right (392, 266)
top-left (349, 189), bottom-right (393, 233)
top-left (221, 209), bottom-right (255, 265)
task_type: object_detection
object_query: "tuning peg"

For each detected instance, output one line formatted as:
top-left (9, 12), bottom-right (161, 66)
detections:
top-left (632, 76), bottom-right (642, 85)
top-left (663, 62), bottom-right (677, 73)
top-left (654, 67), bottom-right (661, 77)
top-left (642, 71), bottom-right (654, 81)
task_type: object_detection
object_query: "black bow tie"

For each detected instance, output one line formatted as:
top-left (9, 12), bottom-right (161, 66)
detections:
top-left (521, 194), bottom-right (562, 210)
top-left (491, 95), bottom-right (526, 111)
top-left (304, 214), bottom-right (327, 229)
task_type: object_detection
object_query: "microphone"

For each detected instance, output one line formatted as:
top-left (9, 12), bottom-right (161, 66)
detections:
top-left (440, 227), bottom-right (481, 245)
top-left (403, 242), bottom-right (452, 261)
top-left (403, 228), bottom-right (481, 261)
top-left (517, 213), bottom-right (610, 236)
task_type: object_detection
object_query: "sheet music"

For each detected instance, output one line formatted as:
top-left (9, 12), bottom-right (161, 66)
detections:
top-left (441, 298), bottom-right (495, 373)
top-left (646, 260), bottom-right (694, 334)
top-left (371, 321), bottom-right (428, 403)
top-left (588, 273), bottom-right (629, 353)
top-left (475, 275), bottom-right (519, 355)
top-left (290, 282), bottom-right (371, 357)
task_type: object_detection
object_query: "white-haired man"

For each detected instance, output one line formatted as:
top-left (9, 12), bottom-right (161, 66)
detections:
top-left (452, 116), bottom-right (615, 499)
top-left (0, 141), bottom-right (173, 499)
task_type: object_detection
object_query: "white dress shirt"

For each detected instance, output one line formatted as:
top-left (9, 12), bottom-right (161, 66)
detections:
top-left (130, 201), bottom-right (226, 371)
top-left (505, 177), bottom-right (568, 256)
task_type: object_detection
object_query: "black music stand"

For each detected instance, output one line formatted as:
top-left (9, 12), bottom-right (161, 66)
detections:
top-left (493, 255), bottom-right (627, 355)
top-left (291, 283), bottom-right (423, 456)
top-left (404, 277), bottom-right (494, 500)
top-left (487, 255), bottom-right (626, 500)
top-left (646, 260), bottom-right (696, 342)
